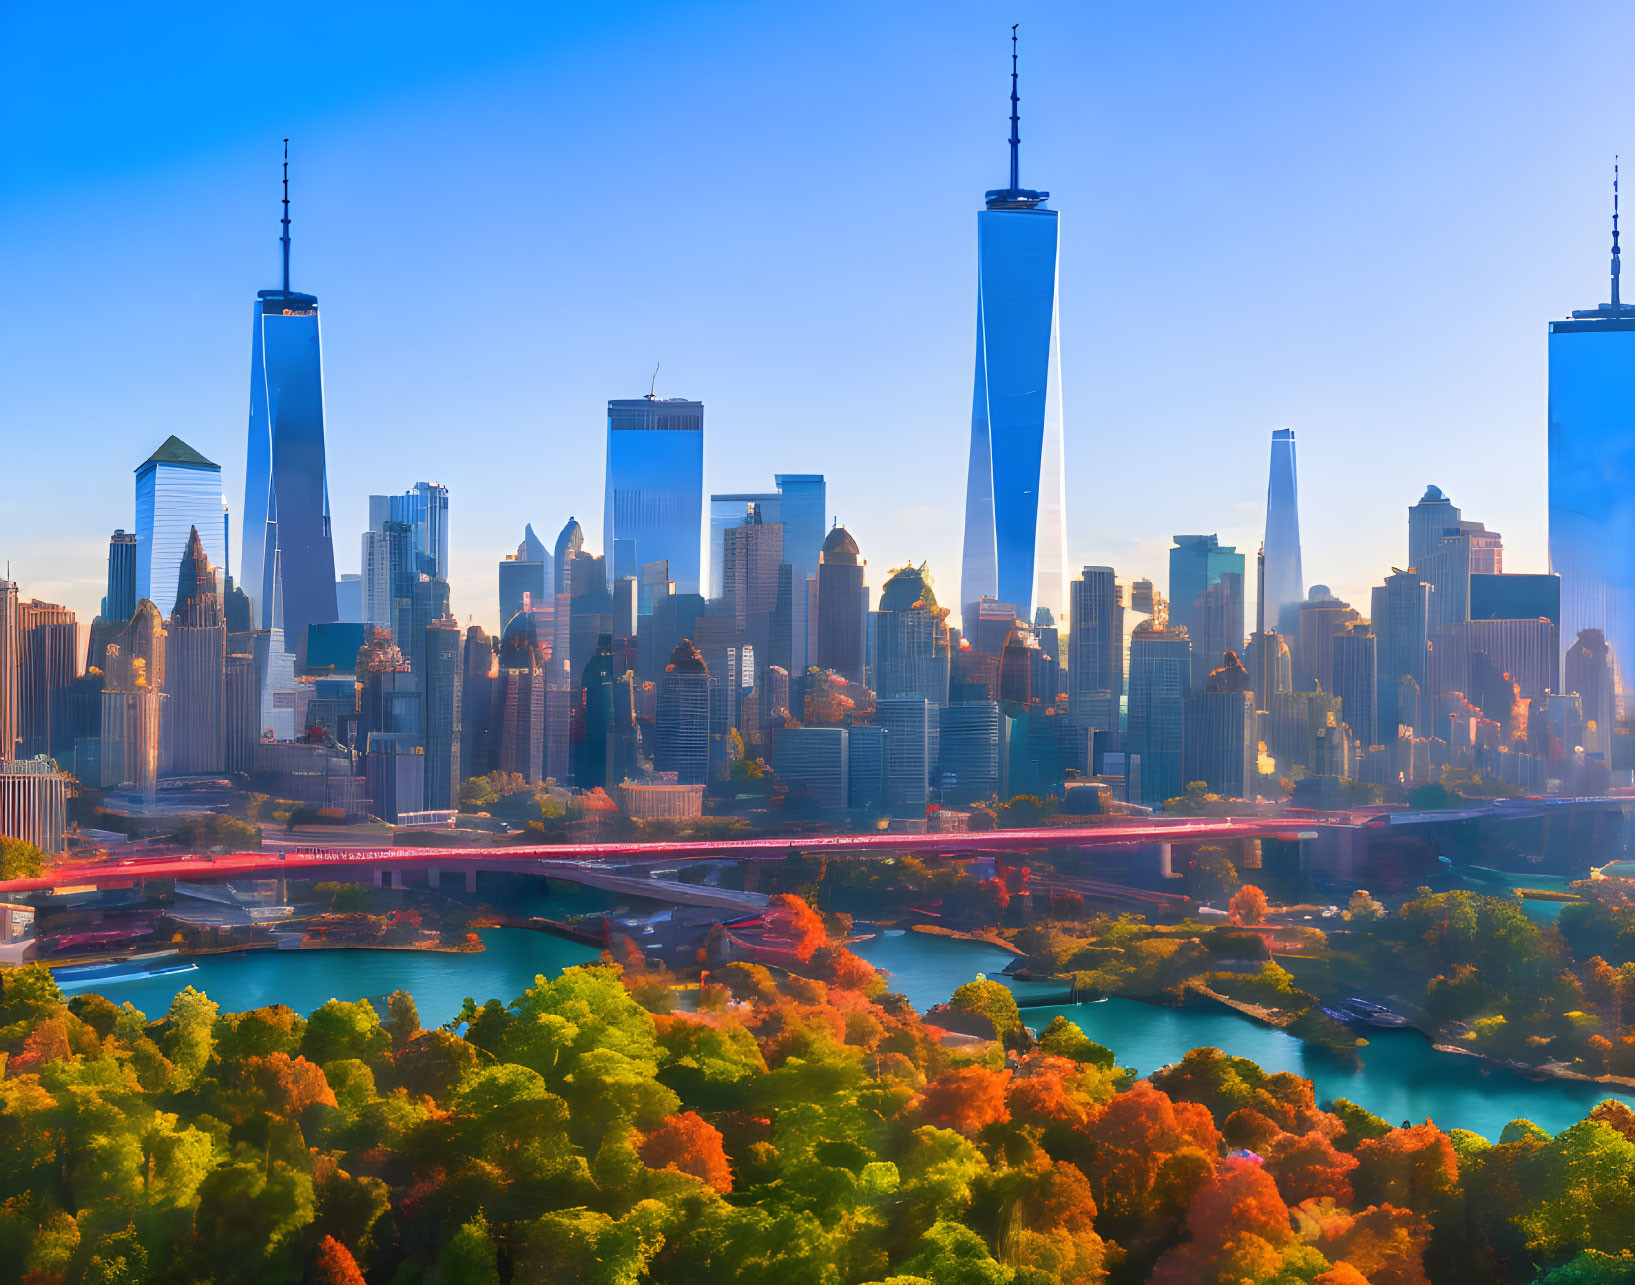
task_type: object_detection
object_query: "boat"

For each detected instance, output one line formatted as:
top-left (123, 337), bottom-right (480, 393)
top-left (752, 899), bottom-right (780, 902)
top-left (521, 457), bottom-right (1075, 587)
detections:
top-left (1341, 997), bottom-right (1410, 1028)
top-left (53, 958), bottom-right (200, 990)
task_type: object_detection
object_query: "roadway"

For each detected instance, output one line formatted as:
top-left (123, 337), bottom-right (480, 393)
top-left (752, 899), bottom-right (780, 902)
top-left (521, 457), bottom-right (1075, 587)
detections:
top-left (1, 817), bottom-right (1303, 896)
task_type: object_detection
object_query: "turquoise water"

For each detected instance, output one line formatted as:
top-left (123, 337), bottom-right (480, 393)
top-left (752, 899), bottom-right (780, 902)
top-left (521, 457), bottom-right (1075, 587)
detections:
top-left (850, 931), bottom-right (1635, 1142)
top-left (1458, 866), bottom-right (1577, 923)
top-left (56, 920), bottom-right (1635, 1143)
top-left (83, 927), bottom-right (599, 1028)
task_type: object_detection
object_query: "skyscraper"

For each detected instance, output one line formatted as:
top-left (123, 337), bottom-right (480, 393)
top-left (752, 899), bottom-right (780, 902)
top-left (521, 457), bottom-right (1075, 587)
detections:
top-left (241, 145), bottom-right (339, 661)
top-left (0, 581), bottom-right (17, 761)
top-left (655, 639), bottom-right (709, 785)
top-left (816, 526), bottom-right (867, 687)
top-left (960, 29), bottom-right (1066, 632)
top-left (1128, 625), bottom-right (1191, 808)
top-left (164, 527), bottom-right (226, 775)
top-left (1376, 570), bottom-right (1430, 739)
top-left (18, 601), bottom-right (77, 762)
top-left (710, 492), bottom-right (781, 599)
top-left (499, 525), bottom-right (551, 628)
top-left (1068, 566), bottom-right (1123, 731)
top-left (1551, 173), bottom-right (1635, 719)
top-left (136, 437), bottom-right (225, 622)
top-left (875, 564), bottom-right (951, 704)
top-left (604, 397), bottom-right (704, 594)
top-left (421, 616), bottom-right (463, 811)
top-left (1169, 535), bottom-right (1245, 690)
top-left (775, 474), bottom-right (827, 675)
top-left (105, 531), bottom-right (137, 623)
top-left (1262, 430), bottom-right (1303, 635)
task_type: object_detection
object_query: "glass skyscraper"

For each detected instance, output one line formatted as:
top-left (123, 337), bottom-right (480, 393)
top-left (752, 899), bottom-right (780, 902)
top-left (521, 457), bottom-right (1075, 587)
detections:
top-left (1550, 174), bottom-right (1635, 715)
top-left (1262, 429), bottom-right (1303, 635)
top-left (241, 151), bottom-right (339, 661)
top-left (135, 436), bottom-right (226, 622)
top-left (604, 397), bottom-right (704, 596)
top-left (960, 35), bottom-right (1066, 631)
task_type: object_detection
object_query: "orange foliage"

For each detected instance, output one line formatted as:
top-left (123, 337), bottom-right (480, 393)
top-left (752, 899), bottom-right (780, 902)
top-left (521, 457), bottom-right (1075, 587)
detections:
top-left (9, 1016), bottom-right (71, 1075)
top-left (912, 1065), bottom-right (1013, 1135)
top-left (1309, 1202), bottom-right (1432, 1285)
top-left (1229, 883), bottom-right (1269, 925)
top-left (1006, 1055), bottom-right (1105, 1131)
top-left (1151, 1159), bottom-right (1292, 1283)
top-left (1353, 1123), bottom-right (1458, 1210)
top-left (639, 1110), bottom-right (733, 1193)
top-left (1264, 1129), bottom-right (1359, 1205)
top-left (1080, 1080), bottom-right (1220, 1229)
top-left (311, 1235), bottom-right (366, 1285)
top-left (810, 944), bottom-right (884, 994)
top-left (1313, 1266), bottom-right (1371, 1285)
top-left (765, 893), bottom-right (828, 962)
top-left (246, 1052), bottom-right (338, 1117)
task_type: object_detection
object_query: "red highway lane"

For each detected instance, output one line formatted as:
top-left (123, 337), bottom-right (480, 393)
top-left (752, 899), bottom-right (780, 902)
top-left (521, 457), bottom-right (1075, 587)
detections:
top-left (0, 817), bottom-right (1321, 895)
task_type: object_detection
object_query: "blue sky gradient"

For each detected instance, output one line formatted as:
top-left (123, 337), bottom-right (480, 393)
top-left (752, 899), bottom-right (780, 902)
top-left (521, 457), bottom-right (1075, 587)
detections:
top-left (4, 2), bottom-right (1634, 634)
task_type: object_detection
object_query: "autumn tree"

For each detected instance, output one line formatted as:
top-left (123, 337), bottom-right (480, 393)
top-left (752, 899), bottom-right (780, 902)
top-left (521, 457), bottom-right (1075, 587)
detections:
top-left (1229, 883), bottom-right (1270, 926)
top-left (639, 1110), bottom-right (733, 1192)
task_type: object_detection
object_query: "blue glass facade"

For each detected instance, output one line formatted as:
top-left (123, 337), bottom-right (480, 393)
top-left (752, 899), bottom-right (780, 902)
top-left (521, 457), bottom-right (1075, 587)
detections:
top-left (1262, 429), bottom-right (1304, 634)
top-left (604, 398), bottom-right (704, 595)
top-left (1549, 315), bottom-right (1635, 713)
top-left (961, 203), bottom-right (1066, 630)
top-left (242, 290), bottom-right (338, 659)
top-left (134, 439), bottom-right (225, 622)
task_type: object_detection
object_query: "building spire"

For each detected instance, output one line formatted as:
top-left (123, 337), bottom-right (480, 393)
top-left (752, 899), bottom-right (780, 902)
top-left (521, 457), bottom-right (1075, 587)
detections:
top-left (280, 139), bottom-right (291, 295)
top-left (1008, 24), bottom-right (1021, 193)
top-left (1613, 157), bottom-right (1622, 309)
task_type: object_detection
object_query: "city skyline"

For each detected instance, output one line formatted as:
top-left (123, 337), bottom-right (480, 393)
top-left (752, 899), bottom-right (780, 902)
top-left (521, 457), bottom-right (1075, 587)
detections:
top-left (6, 3), bottom-right (1635, 639)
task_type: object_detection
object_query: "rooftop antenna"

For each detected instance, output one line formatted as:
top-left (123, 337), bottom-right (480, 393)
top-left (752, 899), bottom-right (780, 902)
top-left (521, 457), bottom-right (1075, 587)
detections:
top-left (1008, 24), bottom-right (1021, 194)
top-left (1614, 157), bottom-right (1622, 309)
top-left (649, 361), bottom-right (660, 398)
top-left (280, 139), bottom-right (291, 294)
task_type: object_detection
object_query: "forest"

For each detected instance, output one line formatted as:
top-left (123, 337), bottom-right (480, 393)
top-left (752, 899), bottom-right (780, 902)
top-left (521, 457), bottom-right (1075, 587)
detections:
top-left (3, 896), bottom-right (1635, 1284)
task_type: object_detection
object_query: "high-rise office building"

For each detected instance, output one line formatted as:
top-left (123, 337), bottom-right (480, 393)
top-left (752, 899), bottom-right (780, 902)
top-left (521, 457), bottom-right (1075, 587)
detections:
top-left (1170, 535), bottom-right (1245, 690)
top-left (499, 525), bottom-right (551, 629)
top-left (1068, 566), bottom-right (1122, 731)
top-left (960, 32), bottom-right (1067, 632)
top-left (1551, 178), bottom-right (1635, 717)
top-left (1566, 628), bottom-right (1618, 755)
top-left (164, 528), bottom-right (227, 775)
top-left (1408, 485), bottom-right (1461, 574)
top-left (1376, 570), bottom-right (1431, 738)
top-left (775, 474), bottom-right (826, 676)
top-left (720, 509), bottom-right (784, 649)
top-left (772, 725), bottom-right (850, 812)
top-left (98, 603), bottom-right (166, 797)
top-left (369, 483), bottom-right (449, 581)
top-left (0, 756), bottom-right (70, 854)
top-left (937, 700), bottom-right (1004, 804)
top-left (494, 615), bottom-right (546, 783)
top-left (1262, 430), bottom-right (1304, 635)
top-left (241, 148), bottom-right (339, 661)
top-left (655, 639), bottom-right (709, 785)
top-left (18, 601), bottom-right (77, 762)
top-left (0, 581), bottom-right (17, 761)
top-left (136, 437), bottom-right (225, 622)
top-left (710, 492), bottom-right (780, 599)
top-left (875, 564), bottom-right (951, 705)
top-left (1295, 587), bottom-right (1360, 695)
top-left (877, 696), bottom-right (934, 815)
top-left (421, 616), bottom-right (463, 811)
top-left (816, 526), bottom-right (867, 687)
top-left (1183, 652), bottom-right (1256, 799)
top-left (1128, 625), bottom-right (1191, 808)
top-left (105, 531), bottom-right (137, 622)
top-left (604, 397), bottom-right (704, 594)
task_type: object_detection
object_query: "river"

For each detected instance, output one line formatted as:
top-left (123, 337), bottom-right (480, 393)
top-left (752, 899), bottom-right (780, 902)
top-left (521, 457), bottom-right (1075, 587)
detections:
top-left (47, 918), bottom-right (1634, 1143)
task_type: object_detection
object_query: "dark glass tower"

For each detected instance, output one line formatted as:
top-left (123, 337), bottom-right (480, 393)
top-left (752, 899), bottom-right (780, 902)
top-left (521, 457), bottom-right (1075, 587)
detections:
top-left (242, 143), bottom-right (339, 662)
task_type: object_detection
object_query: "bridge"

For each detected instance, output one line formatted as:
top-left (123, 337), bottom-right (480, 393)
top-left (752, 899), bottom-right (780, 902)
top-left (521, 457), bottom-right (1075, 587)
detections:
top-left (1, 817), bottom-right (1311, 899)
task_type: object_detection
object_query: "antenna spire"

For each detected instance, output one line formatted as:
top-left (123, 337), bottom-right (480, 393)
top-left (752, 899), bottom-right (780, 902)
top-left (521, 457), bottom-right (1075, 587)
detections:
top-left (280, 139), bottom-right (291, 294)
top-left (1613, 157), bottom-right (1622, 309)
top-left (1008, 24), bottom-right (1021, 193)
top-left (649, 361), bottom-right (660, 399)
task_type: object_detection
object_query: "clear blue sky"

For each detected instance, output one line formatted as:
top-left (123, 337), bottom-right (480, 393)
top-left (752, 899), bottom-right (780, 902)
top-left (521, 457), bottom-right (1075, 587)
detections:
top-left (4, 1), bottom-right (1633, 636)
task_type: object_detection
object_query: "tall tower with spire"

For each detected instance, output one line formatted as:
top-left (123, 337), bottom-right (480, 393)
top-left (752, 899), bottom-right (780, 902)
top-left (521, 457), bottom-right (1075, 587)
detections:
top-left (960, 25), bottom-right (1067, 634)
top-left (1261, 429), bottom-right (1304, 635)
top-left (1548, 163), bottom-right (1635, 723)
top-left (241, 141), bottom-right (339, 664)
